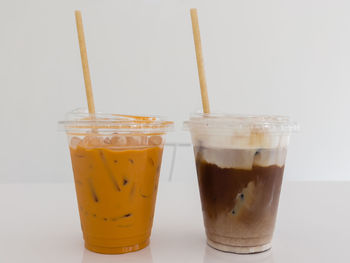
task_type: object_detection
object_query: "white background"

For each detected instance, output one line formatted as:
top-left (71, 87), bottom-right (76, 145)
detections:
top-left (1, 0), bottom-right (350, 182)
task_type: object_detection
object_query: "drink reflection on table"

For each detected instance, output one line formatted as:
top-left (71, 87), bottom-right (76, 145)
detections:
top-left (81, 246), bottom-right (153, 263)
top-left (203, 245), bottom-right (275, 263)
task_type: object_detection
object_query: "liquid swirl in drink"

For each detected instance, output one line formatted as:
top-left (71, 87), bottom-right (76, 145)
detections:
top-left (195, 146), bottom-right (286, 253)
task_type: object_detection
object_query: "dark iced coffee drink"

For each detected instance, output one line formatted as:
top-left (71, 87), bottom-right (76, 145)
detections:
top-left (185, 114), bottom-right (297, 253)
top-left (195, 147), bottom-right (286, 253)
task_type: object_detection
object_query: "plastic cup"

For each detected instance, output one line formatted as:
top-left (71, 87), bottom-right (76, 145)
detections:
top-left (60, 109), bottom-right (173, 254)
top-left (185, 113), bottom-right (297, 254)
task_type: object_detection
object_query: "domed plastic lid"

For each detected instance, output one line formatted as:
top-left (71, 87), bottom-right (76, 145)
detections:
top-left (184, 112), bottom-right (299, 135)
top-left (59, 108), bottom-right (174, 135)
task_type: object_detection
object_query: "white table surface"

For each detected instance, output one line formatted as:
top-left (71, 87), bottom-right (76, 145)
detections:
top-left (0, 181), bottom-right (349, 263)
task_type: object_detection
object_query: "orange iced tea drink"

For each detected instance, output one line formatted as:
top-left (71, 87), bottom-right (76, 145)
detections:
top-left (61, 110), bottom-right (173, 254)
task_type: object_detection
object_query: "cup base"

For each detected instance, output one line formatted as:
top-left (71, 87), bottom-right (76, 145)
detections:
top-left (85, 238), bottom-right (150, 254)
top-left (207, 239), bottom-right (271, 254)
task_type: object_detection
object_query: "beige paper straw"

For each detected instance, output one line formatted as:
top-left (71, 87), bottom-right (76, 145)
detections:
top-left (190, 8), bottom-right (210, 114)
top-left (75, 10), bottom-right (96, 115)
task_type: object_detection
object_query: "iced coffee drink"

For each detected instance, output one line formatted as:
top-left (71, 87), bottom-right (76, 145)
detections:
top-left (61, 109), bottom-right (173, 254)
top-left (185, 114), bottom-right (297, 253)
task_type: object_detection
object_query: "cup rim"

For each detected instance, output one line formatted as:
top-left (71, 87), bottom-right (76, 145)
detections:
top-left (184, 112), bottom-right (299, 135)
top-left (59, 108), bottom-right (174, 135)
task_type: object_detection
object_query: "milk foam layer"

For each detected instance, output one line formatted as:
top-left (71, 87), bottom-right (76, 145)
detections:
top-left (191, 129), bottom-right (290, 149)
top-left (186, 113), bottom-right (296, 147)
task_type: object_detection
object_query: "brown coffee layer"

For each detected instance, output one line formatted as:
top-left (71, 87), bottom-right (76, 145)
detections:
top-left (195, 147), bottom-right (284, 248)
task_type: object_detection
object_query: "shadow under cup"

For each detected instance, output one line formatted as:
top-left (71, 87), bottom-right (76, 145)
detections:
top-left (185, 114), bottom-right (297, 254)
top-left (60, 110), bottom-right (173, 254)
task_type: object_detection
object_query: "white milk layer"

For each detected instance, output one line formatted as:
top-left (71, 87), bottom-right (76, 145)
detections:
top-left (194, 147), bottom-right (287, 170)
top-left (191, 130), bottom-right (289, 169)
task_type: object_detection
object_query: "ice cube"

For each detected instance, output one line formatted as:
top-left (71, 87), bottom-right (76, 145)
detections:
top-left (199, 148), bottom-right (256, 170)
top-left (70, 137), bottom-right (82, 149)
top-left (253, 148), bottom-right (287, 167)
top-left (139, 136), bottom-right (148, 146)
top-left (104, 137), bottom-right (112, 145)
top-left (126, 136), bottom-right (141, 146)
top-left (111, 135), bottom-right (127, 146)
top-left (82, 136), bottom-right (103, 148)
top-left (149, 135), bottom-right (162, 146)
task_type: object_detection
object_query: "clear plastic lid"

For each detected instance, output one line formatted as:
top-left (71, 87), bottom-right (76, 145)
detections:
top-left (59, 108), bottom-right (174, 135)
top-left (184, 113), bottom-right (299, 135)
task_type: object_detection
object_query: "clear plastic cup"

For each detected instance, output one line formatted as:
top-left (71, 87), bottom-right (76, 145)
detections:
top-left (185, 113), bottom-right (298, 254)
top-left (59, 109), bottom-right (173, 254)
